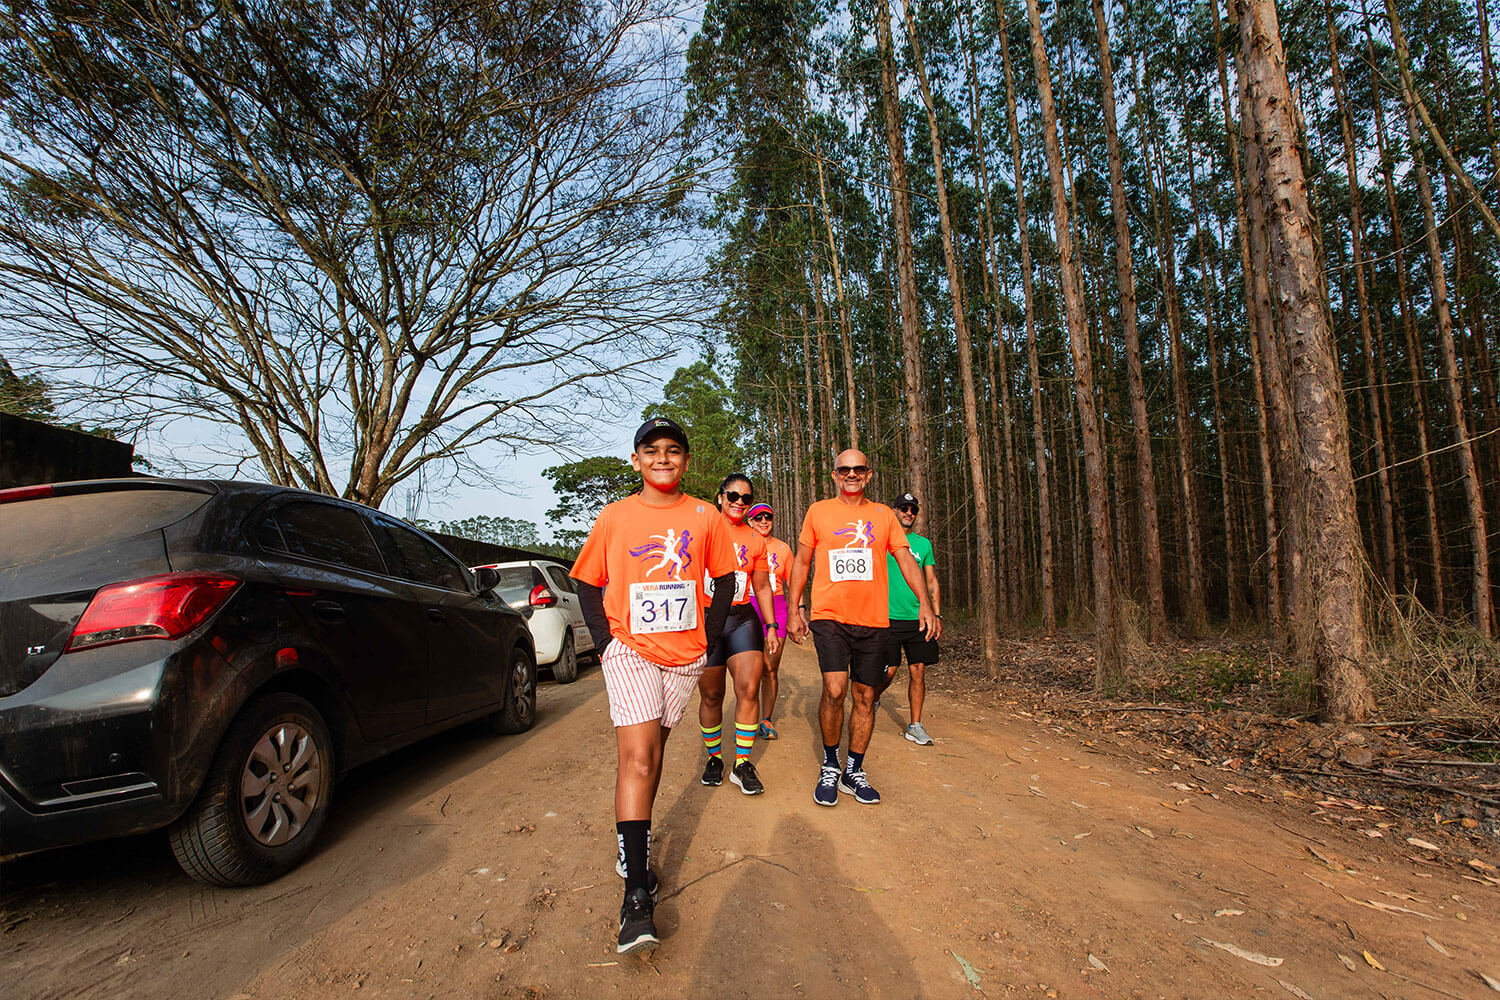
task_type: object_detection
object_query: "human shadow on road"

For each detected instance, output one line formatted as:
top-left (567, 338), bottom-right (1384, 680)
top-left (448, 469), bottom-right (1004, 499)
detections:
top-left (677, 811), bottom-right (923, 999)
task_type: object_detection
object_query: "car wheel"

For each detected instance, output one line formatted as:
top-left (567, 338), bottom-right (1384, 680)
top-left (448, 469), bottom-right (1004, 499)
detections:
top-left (168, 693), bottom-right (334, 886)
top-left (491, 647), bottom-right (537, 734)
top-left (552, 634), bottom-right (579, 684)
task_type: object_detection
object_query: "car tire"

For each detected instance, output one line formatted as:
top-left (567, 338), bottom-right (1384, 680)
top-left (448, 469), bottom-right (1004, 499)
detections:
top-left (491, 647), bottom-right (537, 734)
top-left (552, 634), bottom-right (579, 684)
top-left (168, 693), bottom-right (335, 886)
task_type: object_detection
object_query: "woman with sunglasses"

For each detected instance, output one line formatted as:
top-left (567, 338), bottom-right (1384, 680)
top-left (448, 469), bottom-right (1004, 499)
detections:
top-left (696, 474), bottom-right (781, 794)
top-left (745, 502), bottom-right (792, 739)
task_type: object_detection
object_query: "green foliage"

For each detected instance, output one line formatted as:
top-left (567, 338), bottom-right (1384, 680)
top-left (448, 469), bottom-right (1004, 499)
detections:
top-left (417, 515), bottom-right (542, 549)
top-left (642, 360), bottom-right (748, 500)
top-left (0, 354), bottom-right (55, 420)
top-left (542, 455), bottom-right (639, 526)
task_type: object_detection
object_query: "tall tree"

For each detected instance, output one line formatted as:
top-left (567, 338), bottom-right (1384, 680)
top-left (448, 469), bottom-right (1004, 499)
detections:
top-left (1026, 0), bottom-right (1122, 687)
top-left (1237, 0), bottom-right (1372, 721)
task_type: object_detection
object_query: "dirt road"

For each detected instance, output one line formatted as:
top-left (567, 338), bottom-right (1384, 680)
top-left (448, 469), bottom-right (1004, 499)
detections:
top-left (4, 642), bottom-right (1497, 999)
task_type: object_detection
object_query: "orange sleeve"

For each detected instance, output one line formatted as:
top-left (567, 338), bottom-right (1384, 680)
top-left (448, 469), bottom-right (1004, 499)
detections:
top-left (885, 506), bottom-right (910, 553)
top-left (798, 504), bottom-right (819, 550)
top-left (570, 505), bottom-right (612, 586)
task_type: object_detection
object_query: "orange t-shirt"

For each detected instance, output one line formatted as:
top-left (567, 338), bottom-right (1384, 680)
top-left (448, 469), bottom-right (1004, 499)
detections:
top-left (762, 536), bottom-right (793, 595)
top-left (571, 492), bottom-right (737, 665)
top-left (797, 497), bottom-right (909, 628)
top-left (703, 517), bottom-right (768, 607)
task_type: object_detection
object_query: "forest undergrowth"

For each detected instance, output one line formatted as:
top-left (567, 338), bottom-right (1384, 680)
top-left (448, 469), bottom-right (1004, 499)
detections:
top-left (929, 616), bottom-right (1500, 868)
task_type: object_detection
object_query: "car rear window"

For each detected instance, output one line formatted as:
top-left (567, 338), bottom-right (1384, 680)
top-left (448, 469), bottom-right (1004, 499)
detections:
top-left (492, 565), bottom-right (536, 605)
top-left (0, 489), bottom-right (212, 568)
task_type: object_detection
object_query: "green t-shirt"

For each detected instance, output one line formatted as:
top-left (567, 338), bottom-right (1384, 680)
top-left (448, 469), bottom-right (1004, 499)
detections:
top-left (886, 532), bottom-right (933, 621)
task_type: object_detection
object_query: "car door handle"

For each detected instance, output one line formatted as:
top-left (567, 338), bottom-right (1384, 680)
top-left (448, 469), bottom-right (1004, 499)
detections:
top-left (312, 600), bottom-right (347, 624)
top-left (426, 607), bottom-right (446, 623)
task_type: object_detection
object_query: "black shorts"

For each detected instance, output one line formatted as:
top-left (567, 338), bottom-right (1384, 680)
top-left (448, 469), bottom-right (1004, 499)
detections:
top-left (884, 619), bottom-right (939, 667)
top-left (707, 605), bottom-right (764, 667)
top-left (810, 620), bottom-right (887, 687)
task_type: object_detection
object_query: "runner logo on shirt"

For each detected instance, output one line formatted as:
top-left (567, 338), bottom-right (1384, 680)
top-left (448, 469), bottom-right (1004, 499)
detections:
top-left (767, 551), bottom-right (780, 575)
top-left (630, 528), bottom-right (694, 580)
top-left (835, 520), bottom-right (872, 548)
top-left (735, 543), bottom-right (749, 567)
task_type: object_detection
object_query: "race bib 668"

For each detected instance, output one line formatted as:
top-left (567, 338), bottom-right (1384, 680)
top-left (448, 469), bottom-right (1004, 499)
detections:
top-left (827, 548), bottom-right (873, 583)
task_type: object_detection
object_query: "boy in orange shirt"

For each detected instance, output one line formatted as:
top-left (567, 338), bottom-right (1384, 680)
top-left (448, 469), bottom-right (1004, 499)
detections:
top-left (571, 417), bottom-right (737, 954)
top-left (788, 449), bottom-right (939, 806)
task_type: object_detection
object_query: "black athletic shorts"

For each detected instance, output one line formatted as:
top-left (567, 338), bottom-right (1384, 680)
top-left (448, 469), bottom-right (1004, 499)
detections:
top-left (884, 618), bottom-right (940, 667)
top-left (810, 620), bottom-right (886, 687)
top-left (707, 604), bottom-right (764, 667)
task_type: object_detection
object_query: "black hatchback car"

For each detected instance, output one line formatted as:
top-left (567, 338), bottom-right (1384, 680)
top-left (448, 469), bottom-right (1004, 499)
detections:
top-left (0, 478), bottom-right (536, 885)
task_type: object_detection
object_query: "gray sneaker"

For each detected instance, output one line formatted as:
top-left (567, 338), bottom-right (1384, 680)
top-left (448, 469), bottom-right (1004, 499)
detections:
top-left (904, 722), bottom-right (934, 745)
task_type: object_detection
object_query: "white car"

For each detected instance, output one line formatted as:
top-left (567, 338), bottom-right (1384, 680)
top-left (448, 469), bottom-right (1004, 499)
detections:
top-left (475, 560), bottom-right (594, 683)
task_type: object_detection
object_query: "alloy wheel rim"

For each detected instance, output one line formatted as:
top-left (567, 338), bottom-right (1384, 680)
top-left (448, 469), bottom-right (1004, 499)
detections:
top-left (240, 721), bottom-right (323, 847)
top-left (512, 655), bottom-right (535, 720)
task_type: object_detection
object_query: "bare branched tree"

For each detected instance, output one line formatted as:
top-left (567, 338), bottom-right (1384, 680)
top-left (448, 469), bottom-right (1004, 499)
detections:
top-left (0, 0), bottom-right (704, 506)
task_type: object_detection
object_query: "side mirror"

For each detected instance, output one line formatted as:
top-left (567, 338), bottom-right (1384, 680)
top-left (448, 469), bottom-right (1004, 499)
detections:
top-left (474, 566), bottom-right (501, 595)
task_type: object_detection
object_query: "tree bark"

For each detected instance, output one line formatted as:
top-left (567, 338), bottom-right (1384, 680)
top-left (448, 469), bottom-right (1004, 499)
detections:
top-left (1388, 0), bottom-right (1493, 636)
top-left (1092, 0), bottom-right (1167, 641)
top-left (998, 0), bottom-right (1056, 634)
top-left (875, 0), bottom-right (930, 515)
top-left (1026, 0), bottom-right (1122, 688)
top-left (1236, 0), bottom-right (1372, 722)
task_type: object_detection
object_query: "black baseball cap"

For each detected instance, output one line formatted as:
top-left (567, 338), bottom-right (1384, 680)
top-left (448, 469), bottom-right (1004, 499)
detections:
top-left (895, 492), bottom-right (919, 511)
top-left (634, 416), bottom-right (690, 451)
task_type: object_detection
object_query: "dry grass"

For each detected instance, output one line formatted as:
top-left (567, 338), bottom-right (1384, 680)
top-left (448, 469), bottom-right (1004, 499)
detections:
top-left (1368, 594), bottom-right (1500, 738)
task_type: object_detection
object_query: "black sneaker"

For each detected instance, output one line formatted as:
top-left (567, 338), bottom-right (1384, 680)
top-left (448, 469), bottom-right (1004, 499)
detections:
top-left (730, 759), bottom-right (765, 795)
top-left (813, 764), bottom-right (840, 806)
top-left (614, 858), bottom-right (660, 902)
top-left (617, 887), bottom-right (658, 954)
top-left (839, 768), bottom-right (881, 804)
top-left (701, 755), bottom-right (724, 786)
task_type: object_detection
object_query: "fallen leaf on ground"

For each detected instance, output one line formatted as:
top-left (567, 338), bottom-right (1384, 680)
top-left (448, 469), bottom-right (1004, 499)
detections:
top-left (1276, 980), bottom-right (1314, 1000)
top-left (1214, 909), bottom-right (1245, 917)
top-left (1338, 953), bottom-right (1357, 971)
top-left (1087, 953), bottom-right (1108, 971)
top-left (1425, 935), bottom-right (1451, 957)
top-left (1469, 858), bottom-right (1498, 872)
top-left (1135, 826), bottom-right (1156, 839)
top-left (951, 951), bottom-right (982, 989)
top-left (1362, 950), bottom-right (1385, 971)
top-left (1198, 938), bottom-right (1283, 967)
top-left (1406, 838), bottom-right (1441, 852)
top-left (1476, 971), bottom-right (1500, 992)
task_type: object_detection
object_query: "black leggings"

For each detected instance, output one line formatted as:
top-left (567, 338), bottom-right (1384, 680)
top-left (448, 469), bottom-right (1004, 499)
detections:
top-left (707, 605), bottom-right (764, 667)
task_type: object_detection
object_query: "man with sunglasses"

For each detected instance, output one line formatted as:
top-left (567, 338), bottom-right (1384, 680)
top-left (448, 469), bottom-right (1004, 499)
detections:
top-left (788, 450), bottom-right (940, 806)
top-left (875, 492), bottom-right (940, 745)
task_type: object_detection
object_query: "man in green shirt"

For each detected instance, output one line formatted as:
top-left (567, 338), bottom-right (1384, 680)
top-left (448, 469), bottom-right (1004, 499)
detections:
top-left (876, 492), bottom-right (941, 745)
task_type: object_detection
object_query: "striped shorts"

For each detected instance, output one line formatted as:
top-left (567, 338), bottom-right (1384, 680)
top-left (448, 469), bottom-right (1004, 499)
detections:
top-left (601, 640), bottom-right (707, 729)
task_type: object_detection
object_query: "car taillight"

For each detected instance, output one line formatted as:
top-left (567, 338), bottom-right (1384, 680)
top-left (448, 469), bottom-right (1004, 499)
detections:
top-left (67, 573), bottom-right (241, 651)
top-left (529, 584), bottom-right (557, 609)
top-left (0, 484), bottom-right (54, 504)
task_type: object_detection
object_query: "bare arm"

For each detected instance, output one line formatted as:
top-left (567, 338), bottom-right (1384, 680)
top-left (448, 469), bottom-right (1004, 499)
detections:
top-left (924, 565), bottom-right (941, 617)
top-left (787, 542), bottom-right (814, 642)
top-left (749, 567), bottom-right (781, 656)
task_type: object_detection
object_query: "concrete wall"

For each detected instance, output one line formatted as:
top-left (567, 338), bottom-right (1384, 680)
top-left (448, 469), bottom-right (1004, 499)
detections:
top-left (0, 412), bottom-right (135, 488)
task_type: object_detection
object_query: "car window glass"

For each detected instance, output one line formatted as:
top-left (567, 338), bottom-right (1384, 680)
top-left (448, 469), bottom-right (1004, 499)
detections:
top-left (493, 566), bottom-right (533, 605)
top-left (374, 518), bottom-right (468, 591)
top-left (264, 502), bottom-right (385, 575)
top-left (545, 565), bottom-right (576, 594)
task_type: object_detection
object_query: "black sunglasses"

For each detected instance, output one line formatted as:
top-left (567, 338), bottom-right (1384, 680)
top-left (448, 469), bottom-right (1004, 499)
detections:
top-left (749, 512), bottom-right (773, 522)
top-left (723, 490), bottom-right (753, 504)
top-left (835, 465), bottom-right (869, 476)
top-left (897, 504), bottom-right (918, 514)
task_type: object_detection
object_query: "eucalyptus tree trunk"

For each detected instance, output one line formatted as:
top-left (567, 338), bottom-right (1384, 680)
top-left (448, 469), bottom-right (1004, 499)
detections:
top-left (1327, 0), bottom-right (1396, 593)
top-left (1025, 0), bottom-right (1122, 688)
top-left (875, 0), bottom-right (930, 513)
top-left (1092, 0), bottom-right (1166, 641)
top-left (998, 0), bottom-right (1056, 634)
top-left (1236, 0), bottom-right (1372, 722)
top-left (899, 0), bottom-right (998, 672)
top-left (1212, 0), bottom-right (1280, 631)
top-left (811, 144), bottom-right (861, 449)
top-left (1388, 1), bottom-right (1493, 637)
top-left (1367, 23), bottom-right (1444, 612)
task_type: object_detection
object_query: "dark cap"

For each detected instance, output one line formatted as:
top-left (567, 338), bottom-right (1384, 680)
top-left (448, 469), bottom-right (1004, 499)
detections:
top-left (634, 416), bottom-right (689, 451)
top-left (895, 492), bottom-right (919, 511)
